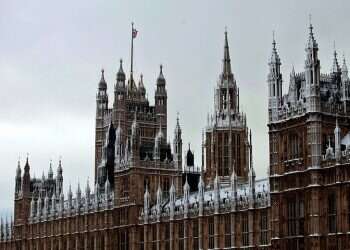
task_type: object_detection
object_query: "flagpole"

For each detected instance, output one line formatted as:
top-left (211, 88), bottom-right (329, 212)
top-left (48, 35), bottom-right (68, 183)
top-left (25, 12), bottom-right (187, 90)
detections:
top-left (130, 22), bottom-right (134, 80)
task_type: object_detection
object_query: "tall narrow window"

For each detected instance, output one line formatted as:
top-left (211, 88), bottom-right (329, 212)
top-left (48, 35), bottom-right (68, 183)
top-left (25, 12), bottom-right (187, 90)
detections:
top-left (152, 227), bottom-right (157, 250)
top-left (119, 229), bottom-right (129, 250)
top-left (242, 214), bottom-right (249, 246)
top-left (165, 223), bottom-right (170, 250)
top-left (260, 210), bottom-right (268, 245)
top-left (178, 221), bottom-right (184, 250)
top-left (287, 199), bottom-right (296, 236)
top-left (328, 193), bottom-right (337, 233)
top-left (139, 227), bottom-right (144, 250)
top-left (224, 214), bottom-right (231, 247)
top-left (208, 217), bottom-right (214, 249)
top-left (193, 220), bottom-right (199, 250)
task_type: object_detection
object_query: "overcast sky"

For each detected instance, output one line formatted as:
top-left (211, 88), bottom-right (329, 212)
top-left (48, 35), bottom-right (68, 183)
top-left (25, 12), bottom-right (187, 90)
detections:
top-left (1, 0), bottom-right (350, 215)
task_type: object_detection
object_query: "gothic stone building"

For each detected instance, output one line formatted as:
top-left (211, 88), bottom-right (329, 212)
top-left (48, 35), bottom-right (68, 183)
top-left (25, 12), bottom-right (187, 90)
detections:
top-left (1, 22), bottom-right (350, 250)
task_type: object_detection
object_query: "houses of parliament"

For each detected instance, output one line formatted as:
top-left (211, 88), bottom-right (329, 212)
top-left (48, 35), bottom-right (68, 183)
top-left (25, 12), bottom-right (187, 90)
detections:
top-left (1, 21), bottom-right (350, 250)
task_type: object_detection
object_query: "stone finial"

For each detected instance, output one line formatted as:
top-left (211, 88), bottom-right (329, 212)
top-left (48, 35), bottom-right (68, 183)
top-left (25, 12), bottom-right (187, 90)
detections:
top-left (144, 185), bottom-right (150, 223)
top-left (169, 179), bottom-right (176, 220)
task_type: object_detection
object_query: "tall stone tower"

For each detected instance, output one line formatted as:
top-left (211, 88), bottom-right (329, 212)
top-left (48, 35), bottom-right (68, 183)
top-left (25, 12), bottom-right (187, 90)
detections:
top-left (205, 31), bottom-right (252, 184)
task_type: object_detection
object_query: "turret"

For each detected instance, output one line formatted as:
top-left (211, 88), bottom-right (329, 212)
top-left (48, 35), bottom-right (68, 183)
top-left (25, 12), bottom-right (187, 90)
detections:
top-left (304, 21), bottom-right (321, 112)
top-left (114, 59), bottom-right (127, 123)
top-left (22, 156), bottom-right (31, 196)
top-left (96, 69), bottom-right (108, 118)
top-left (267, 32), bottom-right (282, 122)
top-left (155, 65), bottom-right (167, 139)
top-left (173, 114), bottom-right (182, 169)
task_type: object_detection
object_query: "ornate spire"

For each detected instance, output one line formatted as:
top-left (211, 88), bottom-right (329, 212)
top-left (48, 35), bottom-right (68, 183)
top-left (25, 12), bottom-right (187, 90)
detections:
top-left (16, 160), bottom-right (21, 178)
top-left (332, 42), bottom-right (340, 73)
top-left (270, 31), bottom-right (281, 66)
top-left (85, 179), bottom-right (91, 197)
top-left (48, 160), bottom-right (53, 179)
top-left (307, 15), bottom-right (318, 50)
top-left (117, 59), bottom-right (125, 80)
top-left (98, 69), bottom-right (107, 90)
top-left (157, 64), bottom-right (166, 85)
top-left (222, 29), bottom-right (233, 80)
top-left (174, 112), bottom-right (181, 138)
top-left (24, 154), bottom-right (30, 173)
top-left (57, 158), bottom-right (63, 175)
top-left (342, 55), bottom-right (349, 74)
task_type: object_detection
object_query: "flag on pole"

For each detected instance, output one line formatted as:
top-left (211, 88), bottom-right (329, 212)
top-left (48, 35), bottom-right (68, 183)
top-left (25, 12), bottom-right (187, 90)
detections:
top-left (132, 28), bottom-right (138, 39)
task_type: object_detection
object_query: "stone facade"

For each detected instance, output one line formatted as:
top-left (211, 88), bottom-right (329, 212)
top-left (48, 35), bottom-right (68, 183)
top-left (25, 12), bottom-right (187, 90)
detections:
top-left (2, 22), bottom-right (350, 250)
top-left (268, 22), bottom-right (350, 250)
